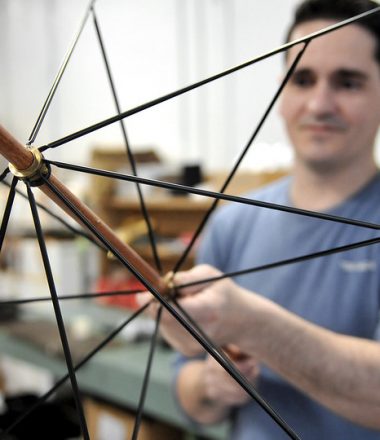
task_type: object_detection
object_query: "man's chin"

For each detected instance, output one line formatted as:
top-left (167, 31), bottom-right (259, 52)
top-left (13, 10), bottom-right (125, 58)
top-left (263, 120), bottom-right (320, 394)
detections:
top-left (298, 155), bottom-right (344, 174)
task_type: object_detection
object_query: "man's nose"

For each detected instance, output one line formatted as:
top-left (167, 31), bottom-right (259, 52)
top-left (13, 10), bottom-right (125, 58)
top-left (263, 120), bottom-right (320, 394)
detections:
top-left (306, 83), bottom-right (337, 115)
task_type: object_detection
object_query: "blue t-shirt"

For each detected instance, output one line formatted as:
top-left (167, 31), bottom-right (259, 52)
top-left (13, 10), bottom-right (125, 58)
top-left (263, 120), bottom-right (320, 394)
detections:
top-left (185, 174), bottom-right (380, 439)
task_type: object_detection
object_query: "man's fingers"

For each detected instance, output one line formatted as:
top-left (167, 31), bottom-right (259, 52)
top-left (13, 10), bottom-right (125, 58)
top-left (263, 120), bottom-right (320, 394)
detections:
top-left (136, 291), bottom-right (152, 307)
top-left (173, 265), bottom-right (222, 296)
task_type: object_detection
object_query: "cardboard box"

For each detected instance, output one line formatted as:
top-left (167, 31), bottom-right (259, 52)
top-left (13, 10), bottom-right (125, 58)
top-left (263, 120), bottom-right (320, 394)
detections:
top-left (84, 398), bottom-right (183, 440)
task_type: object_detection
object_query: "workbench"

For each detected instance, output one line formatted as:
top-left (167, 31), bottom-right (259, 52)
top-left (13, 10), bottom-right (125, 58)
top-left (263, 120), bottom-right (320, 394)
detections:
top-left (0, 302), bottom-right (229, 439)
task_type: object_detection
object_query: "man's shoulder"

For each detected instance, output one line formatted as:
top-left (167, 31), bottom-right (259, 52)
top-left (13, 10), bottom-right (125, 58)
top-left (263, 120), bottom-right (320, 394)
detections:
top-left (338, 172), bottom-right (380, 222)
top-left (246, 174), bottom-right (292, 200)
top-left (217, 175), bottom-right (291, 217)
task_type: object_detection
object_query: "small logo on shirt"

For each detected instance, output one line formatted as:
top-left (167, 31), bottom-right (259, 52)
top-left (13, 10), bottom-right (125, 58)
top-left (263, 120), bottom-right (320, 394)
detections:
top-left (340, 260), bottom-right (376, 272)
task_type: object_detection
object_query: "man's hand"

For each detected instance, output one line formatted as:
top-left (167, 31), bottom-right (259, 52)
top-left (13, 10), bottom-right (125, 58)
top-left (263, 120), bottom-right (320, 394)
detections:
top-left (176, 348), bottom-right (260, 424)
top-left (201, 350), bottom-right (260, 407)
top-left (138, 264), bottom-right (249, 356)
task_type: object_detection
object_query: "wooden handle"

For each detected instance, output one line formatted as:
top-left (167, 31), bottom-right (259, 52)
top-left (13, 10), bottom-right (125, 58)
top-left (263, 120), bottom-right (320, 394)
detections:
top-left (0, 125), bottom-right (35, 170)
top-left (0, 124), bottom-right (167, 294)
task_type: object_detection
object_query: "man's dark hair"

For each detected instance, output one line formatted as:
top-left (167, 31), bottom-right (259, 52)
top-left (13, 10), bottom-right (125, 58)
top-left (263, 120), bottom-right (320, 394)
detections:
top-left (285, 0), bottom-right (380, 63)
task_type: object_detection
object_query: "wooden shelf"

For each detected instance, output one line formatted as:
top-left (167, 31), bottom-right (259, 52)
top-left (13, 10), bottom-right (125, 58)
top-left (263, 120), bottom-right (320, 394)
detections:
top-left (108, 195), bottom-right (212, 211)
top-left (89, 146), bottom-right (288, 277)
top-left (105, 196), bottom-right (213, 237)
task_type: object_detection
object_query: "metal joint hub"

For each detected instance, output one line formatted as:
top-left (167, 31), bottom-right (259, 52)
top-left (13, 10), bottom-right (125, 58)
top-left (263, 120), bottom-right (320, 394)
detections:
top-left (8, 147), bottom-right (50, 186)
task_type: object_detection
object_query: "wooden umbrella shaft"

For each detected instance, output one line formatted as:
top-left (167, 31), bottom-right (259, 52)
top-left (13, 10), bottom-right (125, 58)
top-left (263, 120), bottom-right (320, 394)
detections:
top-left (0, 124), bottom-right (166, 293)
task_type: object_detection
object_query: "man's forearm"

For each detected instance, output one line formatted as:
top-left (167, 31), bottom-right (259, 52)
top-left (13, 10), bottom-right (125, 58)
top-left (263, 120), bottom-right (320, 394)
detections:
top-left (236, 291), bottom-right (380, 428)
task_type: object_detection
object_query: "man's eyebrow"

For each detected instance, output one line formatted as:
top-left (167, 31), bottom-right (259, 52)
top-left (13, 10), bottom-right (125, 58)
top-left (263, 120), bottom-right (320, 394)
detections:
top-left (334, 69), bottom-right (369, 80)
top-left (292, 66), bottom-right (310, 72)
top-left (291, 67), bottom-right (313, 76)
top-left (291, 67), bottom-right (368, 77)
top-left (290, 67), bottom-right (370, 82)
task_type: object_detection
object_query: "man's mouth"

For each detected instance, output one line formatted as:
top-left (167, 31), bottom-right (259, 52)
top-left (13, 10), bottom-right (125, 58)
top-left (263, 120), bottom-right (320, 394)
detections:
top-left (302, 123), bottom-right (344, 133)
top-left (299, 116), bottom-right (347, 133)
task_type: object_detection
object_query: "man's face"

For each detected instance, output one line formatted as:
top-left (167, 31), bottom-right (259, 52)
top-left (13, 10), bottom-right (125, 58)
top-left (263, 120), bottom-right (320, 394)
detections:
top-left (280, 20), bottom-right (380, 172)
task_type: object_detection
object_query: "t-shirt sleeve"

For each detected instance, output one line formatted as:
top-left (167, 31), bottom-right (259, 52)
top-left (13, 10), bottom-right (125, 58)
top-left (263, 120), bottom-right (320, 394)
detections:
top-left (196, 214), bottom-right (224, 267)
top-left (196, 206), bottom-right (236, 271)
top-left (374, 312), bottom-right (380, 341)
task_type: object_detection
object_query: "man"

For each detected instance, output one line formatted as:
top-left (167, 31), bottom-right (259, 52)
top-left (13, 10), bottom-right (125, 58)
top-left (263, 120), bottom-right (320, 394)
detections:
top-left (145, 0), bottom-right (380, 438)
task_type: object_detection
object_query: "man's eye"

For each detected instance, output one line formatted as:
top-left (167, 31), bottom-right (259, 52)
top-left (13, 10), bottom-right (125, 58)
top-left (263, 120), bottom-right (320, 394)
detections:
top-left (337, 78), bottom-right (363, 90)
top-left (290, 72), bottom-right (314, 87)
